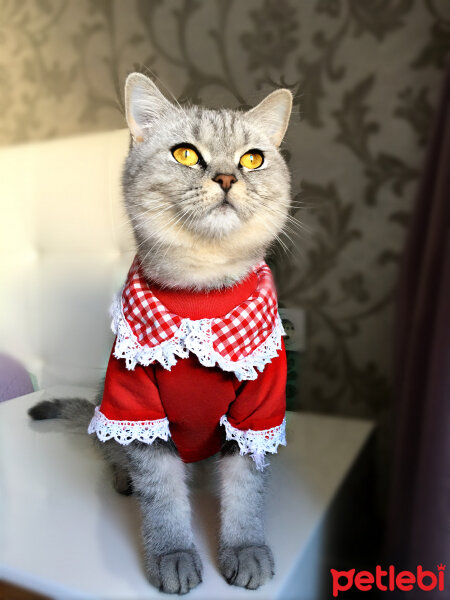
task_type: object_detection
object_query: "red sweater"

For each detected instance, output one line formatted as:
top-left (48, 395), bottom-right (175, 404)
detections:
top-left (93, 270), bottom-right (287, 464)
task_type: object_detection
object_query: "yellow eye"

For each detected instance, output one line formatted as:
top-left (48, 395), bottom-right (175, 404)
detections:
top-left (239, 151), bottom-right (263, 170)
top-left (172, 146), bottom-right (199, 167)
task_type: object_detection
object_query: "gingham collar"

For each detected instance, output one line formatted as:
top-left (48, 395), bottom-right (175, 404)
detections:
top-left (110, 257), bottom-right (285, 381)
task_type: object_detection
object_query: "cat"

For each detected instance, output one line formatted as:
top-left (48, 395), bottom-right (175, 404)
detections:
top-left (29, 73), bottom-right (292, 595)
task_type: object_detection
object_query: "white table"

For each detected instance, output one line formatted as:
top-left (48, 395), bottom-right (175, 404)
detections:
top-left (0, 387), bottom-right (373, 599)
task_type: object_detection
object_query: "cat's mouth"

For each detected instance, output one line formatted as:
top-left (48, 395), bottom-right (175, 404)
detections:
top-left (212, 197), bottom-right (237, 214)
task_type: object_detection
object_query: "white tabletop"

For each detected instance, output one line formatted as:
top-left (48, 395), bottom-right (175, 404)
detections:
top-left (0, 387), bottom-right (373, 599)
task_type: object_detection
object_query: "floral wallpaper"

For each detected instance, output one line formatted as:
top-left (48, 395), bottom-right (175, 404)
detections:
top-left (1, 0), bottom-right (448, 418)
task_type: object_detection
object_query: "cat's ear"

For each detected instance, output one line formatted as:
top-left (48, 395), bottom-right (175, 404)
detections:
top-left (247, 89), bottom-right (293, 147)
top-left (125, 73), bottom-right (173, 143)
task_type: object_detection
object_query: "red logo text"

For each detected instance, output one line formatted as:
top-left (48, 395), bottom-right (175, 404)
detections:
top-left (330, 564), bottom-right (446, 597)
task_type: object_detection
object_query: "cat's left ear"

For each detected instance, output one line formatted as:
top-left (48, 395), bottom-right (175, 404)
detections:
top-left (247, 89), bottom-right (293, 147)
top-left (125, 72), bottom-right (174, 143)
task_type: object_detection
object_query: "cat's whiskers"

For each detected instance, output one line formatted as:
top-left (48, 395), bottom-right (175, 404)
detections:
top-left (118, 202), bottom-right (174, 231)
top-left (138, 206), bottom-right (196, 266)
top-left (117, 209), bottom-right (154, 231)
top-left (135, 190), bottom-right (202, 260)
top-left (272, 233), bottom-right (293, 258)
top-left (126, 217), bottom-right (174, 249)
top-left (156, 207), bottom-right (197, 265)
top-left (183, 206), bottom-right (200, 232)
top-left (252, 199), bottom-right (309, 255)
top-left (133, 200), bottom-right (182, 226)
top-left (255, 196), bottom-right (311, 235)
top-left (138, 215), bottom-right (183, 266)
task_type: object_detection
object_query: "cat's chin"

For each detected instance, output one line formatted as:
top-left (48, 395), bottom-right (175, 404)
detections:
top-left (195, 207), bottom-right (242, 239)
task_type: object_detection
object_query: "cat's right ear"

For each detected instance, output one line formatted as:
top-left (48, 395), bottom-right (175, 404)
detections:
top-left (247, 89), bottom-right (293, 147)
top-left (125, 73), bottom-right (173, 143)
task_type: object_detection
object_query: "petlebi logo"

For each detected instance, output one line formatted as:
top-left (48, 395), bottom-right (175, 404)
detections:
top-left (330, 564), bottom-right (446, 596)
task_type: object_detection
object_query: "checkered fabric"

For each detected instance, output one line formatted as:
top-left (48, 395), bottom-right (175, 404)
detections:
top-left (121, 256), bottom-right (279, 363)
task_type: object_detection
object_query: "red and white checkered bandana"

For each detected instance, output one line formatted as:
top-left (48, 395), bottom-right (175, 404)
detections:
top-left (111, 256), bottom-right (285, 381)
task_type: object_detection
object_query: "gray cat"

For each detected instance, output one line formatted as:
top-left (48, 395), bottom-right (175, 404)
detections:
top-left (29, 73), bottom-right (292, 595)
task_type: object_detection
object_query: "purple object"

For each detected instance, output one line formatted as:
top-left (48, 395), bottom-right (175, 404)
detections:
top-left (0, 353), bottom-right (34, 402)
top-left (388, 68), bottom-right (450, 572)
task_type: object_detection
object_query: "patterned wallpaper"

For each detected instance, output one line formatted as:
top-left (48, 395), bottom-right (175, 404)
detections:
top-left (1, 0), bottom-right (448, 418)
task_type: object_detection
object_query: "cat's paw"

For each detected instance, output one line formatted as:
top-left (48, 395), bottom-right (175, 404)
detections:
top-left (219, 544), bottom-right (275, 590)
top-left (148, 549), bottom-right (203, 595)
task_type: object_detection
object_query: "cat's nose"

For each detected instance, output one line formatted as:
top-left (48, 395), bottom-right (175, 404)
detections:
top-left (213, 173), bottom-right (237, 191)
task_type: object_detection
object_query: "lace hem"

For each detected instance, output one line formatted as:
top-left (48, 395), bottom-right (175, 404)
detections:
top-left (88, 407), bottom-right (171, 446)
top-left (220, 415), bottom-right (287, 471)
top-left (111, 292), bottom-right (285, 381)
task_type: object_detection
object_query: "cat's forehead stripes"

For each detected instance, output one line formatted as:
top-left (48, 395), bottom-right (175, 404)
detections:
top-left (180, 107), bottom-right (254, 158)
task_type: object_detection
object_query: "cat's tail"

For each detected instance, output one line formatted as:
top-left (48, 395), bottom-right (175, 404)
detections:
top-left (28, 398), bottom-right (95, 430)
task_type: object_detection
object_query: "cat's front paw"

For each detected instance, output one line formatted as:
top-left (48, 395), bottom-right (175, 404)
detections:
top-left (148, 549), bottom-right (203, 595)
top-left (219, 544), bottom-right (275, 590)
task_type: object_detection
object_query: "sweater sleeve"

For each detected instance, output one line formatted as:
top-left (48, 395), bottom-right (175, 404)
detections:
top-left (220, 338), bottom-right (287, 470)
top-left (87, 344), bottom-right (170, 445)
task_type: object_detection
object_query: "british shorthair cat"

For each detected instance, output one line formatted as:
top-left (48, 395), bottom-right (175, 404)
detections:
top-left (29, 73), bottom-right (293, 594)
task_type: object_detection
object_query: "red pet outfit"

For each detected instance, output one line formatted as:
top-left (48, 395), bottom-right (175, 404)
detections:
top-left (88, 257), bottom-right (287, 470)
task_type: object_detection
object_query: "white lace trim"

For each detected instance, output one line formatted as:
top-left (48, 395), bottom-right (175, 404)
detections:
top-left (111, 292), bottom-right (285, 381)
top-left (88, 407), bottom-right (171, 446)
top-left (220, 415), bottom-right (287, 471)
top-left (88, 407), bottom-right (286, 465)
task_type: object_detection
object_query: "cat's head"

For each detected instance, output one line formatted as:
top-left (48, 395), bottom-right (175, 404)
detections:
top-left (122, 73), bottom-right (292, 289)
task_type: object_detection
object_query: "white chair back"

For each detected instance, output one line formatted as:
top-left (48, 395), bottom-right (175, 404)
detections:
top-left (0, 129), bottom-right (135, 388)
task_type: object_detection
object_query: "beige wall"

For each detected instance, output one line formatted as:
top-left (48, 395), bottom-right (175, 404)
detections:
top-left (1, 0), bottom-right (448, 417)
